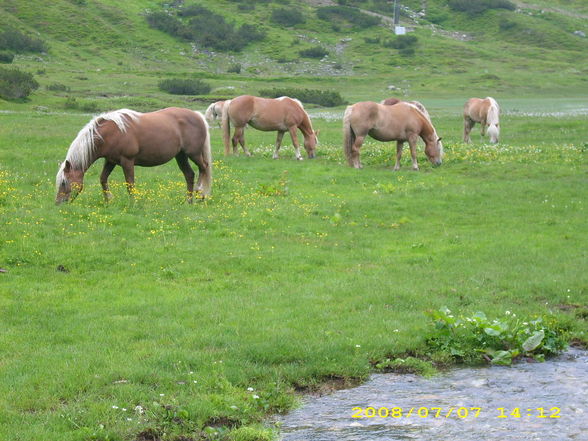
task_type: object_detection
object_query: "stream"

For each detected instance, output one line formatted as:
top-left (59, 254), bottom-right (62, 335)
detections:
top-left (279, 349), bottom-right (587, 440)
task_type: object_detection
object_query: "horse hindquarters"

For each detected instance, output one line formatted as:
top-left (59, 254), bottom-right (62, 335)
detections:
top-left (343, 107), bottom-right (361, 168)
top-left (463, 117), bottom-right (475, 143)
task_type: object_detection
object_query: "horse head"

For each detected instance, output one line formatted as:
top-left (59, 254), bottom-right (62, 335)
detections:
top-left (425, 137), bottom-right (443, 167)
top-left (487, 123), bottom-right (499, 144)
top-left (55, 160), bottom-right (84, 204)
top-left (304, 129), bottom-right (319, 159)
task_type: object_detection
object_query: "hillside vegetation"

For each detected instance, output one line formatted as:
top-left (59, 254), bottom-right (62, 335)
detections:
top-left (0, 0), bottom-right (587, 110)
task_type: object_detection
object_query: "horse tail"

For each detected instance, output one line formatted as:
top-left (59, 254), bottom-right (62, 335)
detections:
top-left (198, 111), bottom-right (213, 197)
top-left (342, 106), bottom-right (355, 166)
top-left (204, 103), bottom-right (216, 126)
top-left (486, 97), bottom-right (500, 143)
top-left (221, 99), bottom-right (232, 156)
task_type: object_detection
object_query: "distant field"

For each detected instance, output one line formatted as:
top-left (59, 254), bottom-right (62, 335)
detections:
top-left (1, 98), bottom-right (587, 440)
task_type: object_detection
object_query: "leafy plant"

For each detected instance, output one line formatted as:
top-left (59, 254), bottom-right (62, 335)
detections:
top-left (449, 0), bottom-right (516, 16)
top-left (0, 67), bottom-right (39, 99)
top-left (426, 308), bottom-right (567, 365)
top-left (259, 87), bottom-right (346, 107)
top-left (298, 46), bottom-right (329, 59)
top-left (317, 6), bottom-right (380, 28)
top-left (270, 7), bottom-right (305, 26)
top-left (0, 28), bottom-right (48, 53)
top-left (158, 78), bottom-right (211, 95)
top-left (146, 6), bottom-right (265, 52)
top-left (0, 51), bottom-right (14, 64)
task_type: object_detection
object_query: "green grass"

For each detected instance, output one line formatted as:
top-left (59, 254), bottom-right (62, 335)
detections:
top-left (1, 102), bottom-right (587, 440)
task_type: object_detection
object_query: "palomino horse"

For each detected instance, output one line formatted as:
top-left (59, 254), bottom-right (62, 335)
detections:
top-left (343, 101), bottom-right (443, 170)
top-left (381, 97), bottom-right (432, 122)
top-left (204, 100), bottom-right (226, 128)
top-left (463, 97), bottom-right (500, 143)
top-left (221, 95), bottom-right (318, 160)
top-left (55, 107), bottom-right (212, 204)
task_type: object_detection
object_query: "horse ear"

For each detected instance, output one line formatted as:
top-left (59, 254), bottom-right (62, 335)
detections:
top-left (64, 160), bottom-right (72, 172)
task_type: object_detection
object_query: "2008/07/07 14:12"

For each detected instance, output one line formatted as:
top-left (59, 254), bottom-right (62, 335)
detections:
top-left (351, 406), bottom-right (562, 419)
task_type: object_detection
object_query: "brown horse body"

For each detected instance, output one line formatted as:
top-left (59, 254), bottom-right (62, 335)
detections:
top-left (343, 101), bottom-right (443, 170)
top-left (221, 95), bottom-right (318, 160)
top-left (56, 107), bottom-right (212, 204)
top-left (381, 97), bottom-right (432, 122)
top-left (463, 97), bottom-right (500, 143)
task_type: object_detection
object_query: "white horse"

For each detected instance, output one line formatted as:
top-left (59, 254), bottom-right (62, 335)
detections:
top-left (463, 97), bottom-right (500, 144)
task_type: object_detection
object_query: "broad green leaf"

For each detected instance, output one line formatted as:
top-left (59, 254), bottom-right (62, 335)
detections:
top-left (522, 330), bottom-right (544, 352)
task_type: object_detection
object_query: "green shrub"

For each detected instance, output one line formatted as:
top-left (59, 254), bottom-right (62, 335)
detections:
top-left (299, 46), bottom-right (329, 58)
top-left (146, 6), bottom-right (265, 52)
top-left (270, 7), bottom-right (305, 26)
top-left (449, 0), bottom-right (515, 16)
top-left (0, 51), bottom-right (14, 64)
top-left (0, 28), bottom-right (48, 53)
top-left (259, 87), bottom-right (346, 107)
top-left (158, 78), bottom-right (211, 95)
top-left (0, 67), bottom-right (39, 100)
top-left (46, 82), bottom-right (70, 92)
top-left (227, 63), bottom-right (242, 74)
top-left (317, 6), bottom-right (380, 28)
top-left (426, 308), bottom-right (568, 365)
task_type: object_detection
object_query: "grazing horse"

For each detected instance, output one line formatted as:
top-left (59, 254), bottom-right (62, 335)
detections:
top-left (204, 100), bottom-right (226, 128)
top-left (381, 97), bottom-right (432, 122)
top-left (55, 107), bottom-right (212, 204)
top-left (221, 95), bottom-right (318, 160)
top-left (463, 97), bottom-right (500, 144)
top-left (343, 101), bottom-right (443, 171)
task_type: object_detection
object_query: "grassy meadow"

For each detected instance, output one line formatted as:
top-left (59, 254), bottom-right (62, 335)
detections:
top-left (1, 100), bottom-right (587, 441)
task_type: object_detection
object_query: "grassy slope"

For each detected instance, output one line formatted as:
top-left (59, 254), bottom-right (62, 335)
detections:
top-left (0, 0), bottom-right (587, 113)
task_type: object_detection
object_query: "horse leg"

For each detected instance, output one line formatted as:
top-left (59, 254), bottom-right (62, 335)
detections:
top-left (351, 135), bottom-right (364, 169)
top-left (288, 127), bottom-right (303, 160)
top-left (408, 136), bottom-right (419, 171)
top-left (273, 131), bottom-right (285, 159)
top-left (120, 158), bottom-right (136, 198)
top-left (233, 126), bottom-right (251, 157)
top-left (393, 141), bottom-right (403, 171)
top-left (175, 152), bottom-right (196, 204)
top-left (100, 160), bottom-right (116, 202)
top-left (191, 151), bottom-right (211, 199)
top-left (464, 118), bottom-right (474, 143)
top-left (480, 119), bottom-right (487, 137)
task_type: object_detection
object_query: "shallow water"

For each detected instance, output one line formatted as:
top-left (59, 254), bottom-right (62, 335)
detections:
top-left (279, 349), bottom-right (588, 441)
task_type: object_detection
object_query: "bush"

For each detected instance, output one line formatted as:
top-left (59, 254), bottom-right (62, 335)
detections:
top-left (158, 78), bottom-right (211, 95)
top-left (146, 6), bottom-right (265, 52)
top-left (384, 35), bottom-right (418, 50)
top-left (449, 0), bottom-right (515, 16)
top-left (0, 67), bottom-right (39, 100)
top-left (317, 6), bottom-right (380, 28)
top-left (299, 46), bottom-right (329, 58)
top-left (270, 7), bottom-right (305, 26)
top-left (0, 28), bottom-right (48, 53)
top-left (227, 63), bottom-right (242, 74)
top-left (0, 51), bottom-right (14, 64)
top-left (46, 82), bottom-right (70, 92)
top-left (259, 87), bottom-right (346, 107)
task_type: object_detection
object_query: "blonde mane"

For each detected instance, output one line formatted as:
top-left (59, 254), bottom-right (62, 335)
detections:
top-left (56, 109), bottom-right (141, 188)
